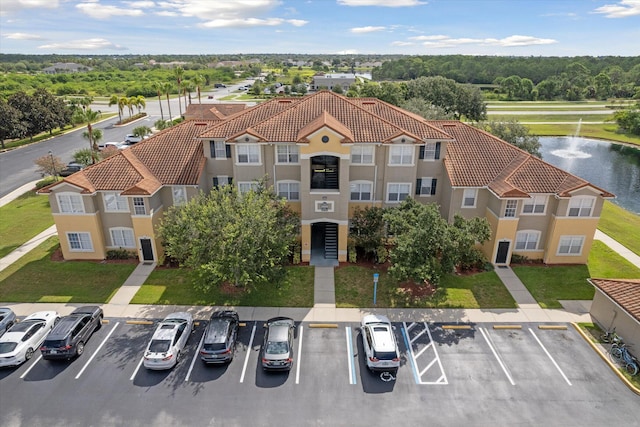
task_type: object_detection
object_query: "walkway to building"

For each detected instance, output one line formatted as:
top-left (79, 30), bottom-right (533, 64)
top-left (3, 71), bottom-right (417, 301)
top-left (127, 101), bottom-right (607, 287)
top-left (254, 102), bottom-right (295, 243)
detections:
top-left (1, 183), bottom-right (639, 324)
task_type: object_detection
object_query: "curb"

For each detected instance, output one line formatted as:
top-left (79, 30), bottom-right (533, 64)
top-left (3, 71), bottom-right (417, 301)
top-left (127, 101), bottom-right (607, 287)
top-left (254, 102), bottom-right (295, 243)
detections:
top-left (571, 322), bottom-right (640, 396)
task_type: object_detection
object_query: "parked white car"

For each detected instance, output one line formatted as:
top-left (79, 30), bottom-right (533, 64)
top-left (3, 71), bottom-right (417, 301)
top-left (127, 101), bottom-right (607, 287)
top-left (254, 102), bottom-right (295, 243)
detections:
top-left (360, 314), bottom-right (400, 372)
top-left (143, 312), bottom-right (193, 370)
top-left (0, 311), bottom-right (60, 367)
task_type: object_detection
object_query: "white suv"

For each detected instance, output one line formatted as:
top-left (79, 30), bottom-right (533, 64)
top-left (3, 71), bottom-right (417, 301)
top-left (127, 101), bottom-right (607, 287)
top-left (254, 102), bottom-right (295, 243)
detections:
top-left (361, 314), bottom-right (400, 372)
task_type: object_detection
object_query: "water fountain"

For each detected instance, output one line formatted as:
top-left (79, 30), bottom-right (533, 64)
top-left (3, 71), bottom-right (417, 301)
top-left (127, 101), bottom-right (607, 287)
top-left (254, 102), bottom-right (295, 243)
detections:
top-left (550, 118), bottom-right (592, 159)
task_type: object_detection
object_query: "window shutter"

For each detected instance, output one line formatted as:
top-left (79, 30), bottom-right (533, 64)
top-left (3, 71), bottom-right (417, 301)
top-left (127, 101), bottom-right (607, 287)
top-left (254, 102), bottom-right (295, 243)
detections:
top-left (416, 178), bottom-right (422, 195)
top-left (435, 142), bottom-right (441, 160)
top-left (225, 144), bottom-right (231, 158)
top-left (431, 178), bottom-right (437, 195)
top-left (227, 177), bottom-right (233, 185)
top-left (213, 177), bottom-right (219, 187)
top-left (419, 146), bottom-right (425, 160)
top-left (210, 141), bottom-right (216, 158)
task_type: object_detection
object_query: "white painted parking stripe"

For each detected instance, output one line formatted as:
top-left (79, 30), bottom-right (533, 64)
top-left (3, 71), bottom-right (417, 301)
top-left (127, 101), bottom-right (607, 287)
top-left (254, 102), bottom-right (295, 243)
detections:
top-left (479, 327), bottom-right (515, 386)
top-left (20, 354), bottom-right (42, 379)
top-left (239, 323), bottom-right (256, 383)
top-left (528, 328), bottom-right (572, 386)
top-left (185, 332), bottom-right (206, 382)
top-left (419, 357), bottom-right (438, 377)
top-left (295, 325), bottom-right (303, 384)
top-left (75, 322), bottom-right (120, 379)
top-left (345, 327), bottom-right (356, 385)
top-left (130, 356), bottom-right (144, 381)
top-left (410, 327), bottom-right (428, 343)
top-left (401, 322), bottom-right (421, 385)
top-left (424, 324), bottom-right (447, 384)
top-left (414, 341), bottom-right (432, 358)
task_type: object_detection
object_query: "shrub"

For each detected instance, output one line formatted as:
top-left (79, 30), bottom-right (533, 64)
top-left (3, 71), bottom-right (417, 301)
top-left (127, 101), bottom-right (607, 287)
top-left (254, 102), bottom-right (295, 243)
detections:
top-left (106, 248), bottom-right (137, 260)
top-left (35, 176), bottom-right (58, 189)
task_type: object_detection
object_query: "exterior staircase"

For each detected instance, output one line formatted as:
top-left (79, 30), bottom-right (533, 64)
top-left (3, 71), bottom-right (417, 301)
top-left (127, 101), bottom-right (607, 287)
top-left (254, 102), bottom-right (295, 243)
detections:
top-left (324, 223), bottom-right (338, 259)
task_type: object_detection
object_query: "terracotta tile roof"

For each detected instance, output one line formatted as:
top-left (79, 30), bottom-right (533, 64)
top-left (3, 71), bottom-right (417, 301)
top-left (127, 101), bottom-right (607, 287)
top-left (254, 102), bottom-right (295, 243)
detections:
top-left (433, 121), bottom-right (614, 198)
top-left (184, 103), bottom-right (246, 121)
top-left (296, 110), bottom-right (355, 143)
top-left (39, 120), bottom-right (208, 195)
top-left (590, 279), bottom-right (640, 323)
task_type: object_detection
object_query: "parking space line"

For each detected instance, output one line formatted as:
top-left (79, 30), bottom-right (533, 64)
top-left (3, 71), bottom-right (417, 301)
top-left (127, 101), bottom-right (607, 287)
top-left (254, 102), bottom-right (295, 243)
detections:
top-left (424, 324), bottom-right (447, 384)
top-left (75, 322), bottom-right (120, 379)
top-left (528, 328), bottom-right (572, 386)
top-left (401, 323), bottom-right (421, 385)
top-left (185, 332), bottom-right (206, 382)
top-left (19, 355), bottom-right (42, 379)
top-left (345, 327), bottom-right (356, 385)
top-left (130, 356), bottom-right (144, 381)
top-left (414, 341), bottom-right (432, 358)
top-left (410, 328), bottom-right (428, 343)
top-left (419, 357), bottom-right (438, 377)
top-left (239, 322), bottom-right (256, 383)
top-left (295, 325), bottom-right (303, 384)
top-left (479, 327), bottom-right (515, 385)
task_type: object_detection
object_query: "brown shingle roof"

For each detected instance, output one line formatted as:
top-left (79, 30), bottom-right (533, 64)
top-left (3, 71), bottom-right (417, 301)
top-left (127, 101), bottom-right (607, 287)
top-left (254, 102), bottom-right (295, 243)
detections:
top-left (590, 279), bottom-right (640, 323)
top-left (433, 121), bottom-right (614, 198)
top-left (39, 120), bottom-right (208, 195)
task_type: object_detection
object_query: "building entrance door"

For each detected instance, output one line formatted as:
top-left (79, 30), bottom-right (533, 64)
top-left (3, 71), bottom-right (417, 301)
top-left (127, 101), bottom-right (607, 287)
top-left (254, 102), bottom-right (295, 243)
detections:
top-left (495, 241), bottom-right (510, 264)
top-left (140, 238), bottom-right (154, 262)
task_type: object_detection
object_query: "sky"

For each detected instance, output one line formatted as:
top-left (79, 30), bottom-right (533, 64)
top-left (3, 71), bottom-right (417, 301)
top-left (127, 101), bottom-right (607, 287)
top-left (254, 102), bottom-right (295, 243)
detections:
top-left (1, 0), bottom-right (639, 56)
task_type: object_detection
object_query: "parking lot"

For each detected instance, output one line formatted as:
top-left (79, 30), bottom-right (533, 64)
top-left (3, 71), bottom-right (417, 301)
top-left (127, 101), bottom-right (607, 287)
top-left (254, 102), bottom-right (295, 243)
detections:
top-left (1, 318), bottom-right (638, 426)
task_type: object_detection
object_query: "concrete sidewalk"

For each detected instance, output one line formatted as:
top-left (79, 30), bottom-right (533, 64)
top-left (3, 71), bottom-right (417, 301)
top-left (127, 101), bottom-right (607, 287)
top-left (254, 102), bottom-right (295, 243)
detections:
top-left (594, 230), bottom-right (640, 268)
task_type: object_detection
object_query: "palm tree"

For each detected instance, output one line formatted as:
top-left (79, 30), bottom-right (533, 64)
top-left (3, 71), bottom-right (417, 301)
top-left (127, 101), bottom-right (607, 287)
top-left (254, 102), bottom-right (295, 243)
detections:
top-left (118, 96), bottom-right (128, 122)
top-left (181, 80), bottom-right (194, 108)
top-left (82, 128), bottom-right (103, 151)
top-left (127, 96), bottom-right (136, 117)
top-left (73, 108), bottom-right (101, 164)
top-left (134, 95), bottom-right (146, 114)
top-left (173, 66), bottom-right (184, 116)
top-left (151, 81), bottom-right (165, 120)
top-left (163, 82), bottom-right (173, 121)
top-left (193, 74), bottom-right (206, 104)
top-left (108, 95), bottom-right (122, 123)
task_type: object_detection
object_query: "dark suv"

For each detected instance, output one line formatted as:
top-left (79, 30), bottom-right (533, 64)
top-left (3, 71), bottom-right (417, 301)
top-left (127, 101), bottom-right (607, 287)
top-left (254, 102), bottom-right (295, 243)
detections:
top-left (199, 310), bottom-right (239, 364)
top-left (40, 306), bottom-right (103, 360)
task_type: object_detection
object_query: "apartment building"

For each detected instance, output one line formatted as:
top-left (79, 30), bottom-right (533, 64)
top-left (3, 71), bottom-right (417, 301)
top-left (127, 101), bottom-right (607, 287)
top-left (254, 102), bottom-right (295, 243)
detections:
top-left (40, 91), bottom-right (613, 266)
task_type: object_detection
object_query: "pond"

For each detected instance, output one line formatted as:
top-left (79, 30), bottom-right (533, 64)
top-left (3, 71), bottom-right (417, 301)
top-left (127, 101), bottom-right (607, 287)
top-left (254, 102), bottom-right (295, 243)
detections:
top-left (539, 136), bottom-right (640, 214)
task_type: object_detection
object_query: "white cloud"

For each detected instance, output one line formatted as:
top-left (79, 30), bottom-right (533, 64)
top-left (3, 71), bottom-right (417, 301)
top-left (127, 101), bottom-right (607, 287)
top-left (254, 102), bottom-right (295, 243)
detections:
top-left (38, 38), bottom-right (127, 51)
top-left (162, 0), bottom-right (280, 20)
top-left (3, 32), bottom-right (45, 40)
top-left (155, 10), bottom-right (178, 17)
top-left (407, 34), bottom-right (557, 48)
top-left (198, 17), bottom-right (307, 29)
top-left (391, 41), bottom-right (414, 46)
top-left (336, 49), bottom-right (359, 54)
top-left (351, 26), bottom-right (386, 33)
top-left (338, 0), bottom-right (426, 6)
top-left (125, 1), bottom-right (156, 7)
top-left (76, 2), bottom-right (145, 19)
top-left (0, 0), bottom-right (59, 16)
top-left (592, 0), bottom-right (640, 18)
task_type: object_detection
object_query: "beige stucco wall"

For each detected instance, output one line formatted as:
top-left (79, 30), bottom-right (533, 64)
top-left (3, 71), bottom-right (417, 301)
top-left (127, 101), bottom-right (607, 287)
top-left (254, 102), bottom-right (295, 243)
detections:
top-left (544, 216), bottom-right (598, 264)
top-left (590, 290), bottom-right (640, 351)
top-left (53, 212), bottom-right (106, 260)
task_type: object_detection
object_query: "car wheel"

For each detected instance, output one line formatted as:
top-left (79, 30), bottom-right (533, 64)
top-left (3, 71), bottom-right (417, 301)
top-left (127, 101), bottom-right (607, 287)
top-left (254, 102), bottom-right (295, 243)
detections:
top-left (96, 316), bottom-right (103, 330)
top-left (25, 347), bottom-right (34, 360)
top-left (76, 341), bottom-right (85, 357)
top-left (54, 317), bottom-right (60, 325)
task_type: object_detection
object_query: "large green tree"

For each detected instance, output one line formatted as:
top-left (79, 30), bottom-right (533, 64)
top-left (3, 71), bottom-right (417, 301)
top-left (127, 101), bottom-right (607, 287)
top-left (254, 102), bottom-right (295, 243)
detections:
top-left (477, 119), bottom-right (542, 158)
top-left (0, 98), bottom-right (25, 149)
top-left (383, 199), bottom-right (491, 286)
top-left (158, 184), bottom-right (299, 290)
top-left (405, 76), bottom-right (486, 121)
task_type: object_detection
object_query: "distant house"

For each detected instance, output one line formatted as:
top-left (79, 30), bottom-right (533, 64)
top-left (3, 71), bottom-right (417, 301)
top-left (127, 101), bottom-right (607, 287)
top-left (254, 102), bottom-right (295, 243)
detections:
top-left (589, 279), bottom-right (640, 351)
top-left (310, 73), bottom-right (357, 91)
top-left (42, 62), bottom-right (92, 74)
top-left (39, 91), bottom-right (613, 266)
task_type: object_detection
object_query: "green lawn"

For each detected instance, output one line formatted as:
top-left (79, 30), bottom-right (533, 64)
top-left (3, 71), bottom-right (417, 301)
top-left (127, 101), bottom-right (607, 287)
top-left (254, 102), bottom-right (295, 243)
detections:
top-left (0, 191), bottom-right (54, 258)
top-left (335, 265), bottom-right (516, 309)
top-left (588, 240), bottom-right (640, 279)
top-left (598, 201), bottom-right (640, 257)
top-left (130, 265), bottom-right (314, 307)
top-left (487, 113), bottom-right (614, 123)
top-left (512, 265), bottom-right (593, 309)
top-left (0, 237), bottom-right (136, 303)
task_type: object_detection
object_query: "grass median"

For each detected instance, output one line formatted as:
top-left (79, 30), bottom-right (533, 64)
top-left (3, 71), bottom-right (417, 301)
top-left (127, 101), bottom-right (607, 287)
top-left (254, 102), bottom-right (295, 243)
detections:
top-left (0, 191), bottom-right (54, 258)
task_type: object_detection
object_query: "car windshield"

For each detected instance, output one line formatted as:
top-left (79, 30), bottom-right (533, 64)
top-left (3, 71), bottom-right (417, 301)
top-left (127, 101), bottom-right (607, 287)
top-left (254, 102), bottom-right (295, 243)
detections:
top-left (0, 342), bottom-right (18, 353)
top-left (8, 320), bottom-right (39, 332)
top-left (266, 341), bottom-right (289, 355)
top-left (148, 339), bottom-right (171, 353)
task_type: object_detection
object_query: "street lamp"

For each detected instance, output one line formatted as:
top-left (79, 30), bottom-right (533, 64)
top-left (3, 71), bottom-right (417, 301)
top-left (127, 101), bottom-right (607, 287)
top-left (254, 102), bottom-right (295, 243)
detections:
top-left (48, 150), bottom-right (58, 179)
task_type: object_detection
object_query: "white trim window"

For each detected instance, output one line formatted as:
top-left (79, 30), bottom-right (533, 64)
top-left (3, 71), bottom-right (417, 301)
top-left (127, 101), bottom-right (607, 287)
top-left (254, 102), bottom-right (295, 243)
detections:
top-left (238, 182), bottom-right (259, 194)
top-left (277, 181), bottom-right (300, 201)
top-left (276, 145), bottom-right (299, 164)
top-left (504, 200), bottom-right (517, 218)
top-left (350, 181), bottom-right (372, 201)
top-left (389, 145), bottom-right (413, 165)
top-left (416, 177), bottom-right (437, 196)
top-left (522, 195), bottom-right (546, 214)
top-left (67, 232), bottom-right (93, 251)
top-left (236, 144), bottom-right (261, 164)
top-left (462, 189), bottom-right (477, 208)
top-left (351, 146), bottom-right (374, 165)
top-left (133, 197), bottom-right (146, 215)
top-left (420, 142), bottom-right (441, 161)
top-left (172, 186), bottom-right (187, 206)
top-left (210, 141), bottom-right (229, 159)
top-left (557, 235), bottom-right (585, 255)
top-left (568, 196), bottom-right (595, 217)
top-left (515, 231), bottom-right (540, 251)
top-left (103, 192), bottom-right (129, 212)
top-left (56, 193), bottom-right (84, 214)
top-left (387, 183), bottom-right (410, 203)
top-left (110, 227), bottom-right (135, 248)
